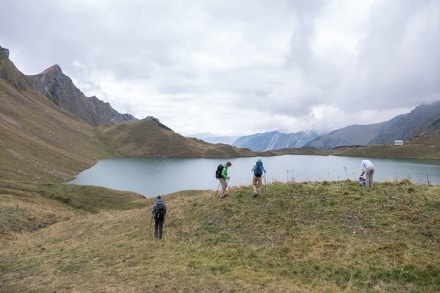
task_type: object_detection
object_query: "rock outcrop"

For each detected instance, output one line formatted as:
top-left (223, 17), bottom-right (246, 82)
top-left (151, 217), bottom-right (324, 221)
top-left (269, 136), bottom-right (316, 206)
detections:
top-left (0, 46), bottom-right (9, 59)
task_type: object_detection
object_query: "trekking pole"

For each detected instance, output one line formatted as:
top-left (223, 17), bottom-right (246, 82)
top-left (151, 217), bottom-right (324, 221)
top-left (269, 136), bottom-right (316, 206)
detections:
top-left (146, 214), bottom-right (153, 240)
top-left (264, 174), bottom-right (267, 194)
top-left (163, 218), bottom-right (166, 240)
top-left (215, 180), bottom-right (220, 196)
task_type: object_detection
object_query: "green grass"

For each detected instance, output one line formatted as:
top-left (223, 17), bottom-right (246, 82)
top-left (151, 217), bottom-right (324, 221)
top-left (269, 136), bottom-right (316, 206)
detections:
top-left (0, 180), bottom-right (148, 243)
top-left (1, 180), bottom-right (439, 292)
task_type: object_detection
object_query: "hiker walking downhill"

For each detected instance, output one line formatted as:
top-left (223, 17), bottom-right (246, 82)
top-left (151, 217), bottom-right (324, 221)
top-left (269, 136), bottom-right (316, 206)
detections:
top-left (151, 196), bottom-right (167, 239)
top-left (360, 159), bottom-right (375, 187)
top-left (251, 159), bottom-right (266, 197)
top-left (218, 162), bottom-right (232, 198)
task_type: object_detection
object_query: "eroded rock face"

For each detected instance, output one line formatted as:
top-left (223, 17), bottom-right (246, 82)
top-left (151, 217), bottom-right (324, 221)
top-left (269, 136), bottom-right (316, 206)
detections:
top-left (0, 46), bottom-right (9, 59)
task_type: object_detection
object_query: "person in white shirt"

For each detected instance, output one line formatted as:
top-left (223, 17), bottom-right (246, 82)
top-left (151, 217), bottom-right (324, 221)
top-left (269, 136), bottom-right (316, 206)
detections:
top-left (360, 160), bottom-right (375, 187)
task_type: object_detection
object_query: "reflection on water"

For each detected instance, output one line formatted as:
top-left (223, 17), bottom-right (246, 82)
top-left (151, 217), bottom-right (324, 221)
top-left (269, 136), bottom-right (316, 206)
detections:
top-left (68, 155), bottom-right (440, 197)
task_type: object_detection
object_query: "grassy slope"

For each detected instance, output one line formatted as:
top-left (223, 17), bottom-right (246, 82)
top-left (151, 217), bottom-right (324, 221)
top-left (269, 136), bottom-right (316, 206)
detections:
top-left (0, 61), bottom-right (116, 182)
top-left (1, 180), bottom-right (439, 292)
top-left (98, 118), bottom-right (256, 158)
top-left (0, 180), bottom-right (147, 243)
top-left (330, 132), bottom-right (440, 160)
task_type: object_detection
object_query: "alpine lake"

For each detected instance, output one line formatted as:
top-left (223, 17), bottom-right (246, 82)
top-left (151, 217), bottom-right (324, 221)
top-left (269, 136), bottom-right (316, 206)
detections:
top-left (68, 155), bottom-right (440, 198)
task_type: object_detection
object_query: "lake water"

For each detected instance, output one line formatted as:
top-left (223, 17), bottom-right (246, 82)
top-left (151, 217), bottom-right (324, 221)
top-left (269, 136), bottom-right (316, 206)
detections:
top-left (67, 155), bottom-right (440, 197)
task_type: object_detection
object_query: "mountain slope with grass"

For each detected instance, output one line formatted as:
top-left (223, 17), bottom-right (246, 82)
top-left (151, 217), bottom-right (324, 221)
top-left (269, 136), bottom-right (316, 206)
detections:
top-left (1, 180), bottom-right (439, 292)
top-left (97, 117), bottom-right (256, 158)
top-left (0, 54), bottom-right (116, 182)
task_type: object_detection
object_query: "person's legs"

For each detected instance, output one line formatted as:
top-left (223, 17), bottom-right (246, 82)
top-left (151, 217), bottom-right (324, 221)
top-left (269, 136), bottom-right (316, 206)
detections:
top-left (368, 168), bottom-right (375, 187)
top-left (366, 167), bottom-right (375, 187)
top-left (157, 218), bottom-right (164, 239)
top-left (154, 218), bottom-right (159, 238)
top-left (252, 176), bottom-right (258, 195)
top-left (220, 179), bottom-right (227, 197)
top-left (253, 176), bottom-right (263, 196)
top-left (256, 177), bottom-right (262, 195)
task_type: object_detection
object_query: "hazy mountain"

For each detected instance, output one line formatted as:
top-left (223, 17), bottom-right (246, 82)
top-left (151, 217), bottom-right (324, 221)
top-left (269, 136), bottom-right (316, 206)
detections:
top-left (190, 133), bottom-right (240, 145)
top-left (307, 102), bottom-right (440, 149)
top-left (233, 131), bottom-right (319, 151)
top-left (369, 102), bottom-right (440, 144)
top-left (26, 65), bottom-right (136, 127)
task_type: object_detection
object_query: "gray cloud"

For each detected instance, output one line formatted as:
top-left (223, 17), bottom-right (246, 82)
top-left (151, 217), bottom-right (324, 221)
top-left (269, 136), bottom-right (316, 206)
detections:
top-left (1, 0), bottom-right (439, 136)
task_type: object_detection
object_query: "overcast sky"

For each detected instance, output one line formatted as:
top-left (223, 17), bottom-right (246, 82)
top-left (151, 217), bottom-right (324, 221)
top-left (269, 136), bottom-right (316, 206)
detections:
top-left (1, 0), bottom-right (439, 136)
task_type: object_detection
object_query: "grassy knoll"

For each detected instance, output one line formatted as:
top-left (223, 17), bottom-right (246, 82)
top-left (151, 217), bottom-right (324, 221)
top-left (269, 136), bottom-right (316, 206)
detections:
top-left (0, 180), bottom-right (147, 243)
top-left (1, 180), bottom-right (439, 292)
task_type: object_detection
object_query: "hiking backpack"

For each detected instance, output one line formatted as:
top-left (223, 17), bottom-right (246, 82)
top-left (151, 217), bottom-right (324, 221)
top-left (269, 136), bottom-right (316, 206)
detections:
top-left (215, 164), bottom-right (224, 179)
top-left (254, 161), bottom-right (263, 177)
top-left (154, 202), bottom-right (166, 219)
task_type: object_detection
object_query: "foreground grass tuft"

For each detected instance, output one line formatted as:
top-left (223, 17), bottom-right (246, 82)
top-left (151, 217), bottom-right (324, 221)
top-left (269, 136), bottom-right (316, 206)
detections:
top-left (1, 180), bottom-right (439, 292)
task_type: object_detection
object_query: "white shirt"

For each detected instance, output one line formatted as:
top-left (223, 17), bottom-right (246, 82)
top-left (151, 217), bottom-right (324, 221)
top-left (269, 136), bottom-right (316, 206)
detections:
top-left (361, 160), bottom-right (374, 172)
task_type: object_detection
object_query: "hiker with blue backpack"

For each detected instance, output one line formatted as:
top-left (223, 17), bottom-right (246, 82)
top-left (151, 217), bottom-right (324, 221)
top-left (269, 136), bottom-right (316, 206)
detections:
top-left (251, 159), bottom-right (266, 197)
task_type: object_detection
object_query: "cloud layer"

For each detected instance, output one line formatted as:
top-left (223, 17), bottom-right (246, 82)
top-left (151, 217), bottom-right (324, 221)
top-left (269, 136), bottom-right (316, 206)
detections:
top-left (1, 0), bottom-right (439, 136)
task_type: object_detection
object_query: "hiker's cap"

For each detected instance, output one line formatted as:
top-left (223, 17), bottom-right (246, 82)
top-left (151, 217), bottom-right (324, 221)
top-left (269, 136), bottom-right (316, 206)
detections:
top-left (257, 158), bottom-right (262, 162)
top-left (226, 161), bottom-right (232, 166)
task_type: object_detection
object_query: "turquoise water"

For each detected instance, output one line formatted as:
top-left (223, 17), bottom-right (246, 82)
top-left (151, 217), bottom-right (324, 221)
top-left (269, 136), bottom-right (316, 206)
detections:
top-left (68, 155), bottom-right (440, 197)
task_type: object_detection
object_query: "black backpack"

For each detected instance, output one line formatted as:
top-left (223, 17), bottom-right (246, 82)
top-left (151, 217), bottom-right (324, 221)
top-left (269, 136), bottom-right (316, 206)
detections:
top-left (215, 164), bottom-right (224, 179)
top-left (154, 202), bottom-right (166, 219)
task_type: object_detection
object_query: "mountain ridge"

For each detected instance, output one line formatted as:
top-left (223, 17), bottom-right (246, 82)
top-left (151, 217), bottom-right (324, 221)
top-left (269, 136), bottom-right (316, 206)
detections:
top-left (26, 64), bottom-right (137, 127)
top-left (307, 102), bottom-right (440, 149)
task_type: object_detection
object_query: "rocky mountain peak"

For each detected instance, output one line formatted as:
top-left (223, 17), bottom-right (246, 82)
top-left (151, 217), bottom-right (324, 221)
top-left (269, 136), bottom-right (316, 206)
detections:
top-left (41, 64), bottom-right (63, 76)
top-left (26, 64), bottom-right (137, 127)
top-left (0, 46), bottom-right (9, 59)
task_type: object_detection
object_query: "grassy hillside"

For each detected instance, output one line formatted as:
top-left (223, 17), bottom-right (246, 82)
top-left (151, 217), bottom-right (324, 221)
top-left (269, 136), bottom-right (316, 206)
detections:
top-left (329, 134), bottom-right (440, 160)
top-left (98, 118), bottom-right (256, 158)
top-left (0, 58), bottom-right (117, 183)
top-left (0, 180), bottom-right (147, 243)
top-left (1, 180), bottom-right (439, 292)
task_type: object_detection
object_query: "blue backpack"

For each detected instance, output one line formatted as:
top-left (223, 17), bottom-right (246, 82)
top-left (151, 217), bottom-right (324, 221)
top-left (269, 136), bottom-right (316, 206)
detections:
top-left (254, 161), bottom-right (263, 177)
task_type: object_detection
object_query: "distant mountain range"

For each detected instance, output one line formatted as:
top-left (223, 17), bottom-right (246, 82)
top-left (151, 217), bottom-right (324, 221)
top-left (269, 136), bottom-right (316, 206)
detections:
top-left (233, 131), bottom-right (319, 151)
top-left (190, 133), bottom-right (241, 145)
top-left (307, 102), bottom-right (440, 149)
top-left (200, 103), bottom-right (439, 151)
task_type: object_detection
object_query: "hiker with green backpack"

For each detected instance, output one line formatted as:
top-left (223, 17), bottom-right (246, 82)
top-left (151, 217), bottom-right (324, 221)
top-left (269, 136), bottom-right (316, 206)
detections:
top-left (251, 159), bottom-right (266, 197)
top-left (216, 162), bottom-right (232, 198)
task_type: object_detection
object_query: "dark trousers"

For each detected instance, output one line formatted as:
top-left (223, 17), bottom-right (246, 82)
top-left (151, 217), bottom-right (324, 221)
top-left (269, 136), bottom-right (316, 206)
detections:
top-left (154, 216), bottom-right (165, 239)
